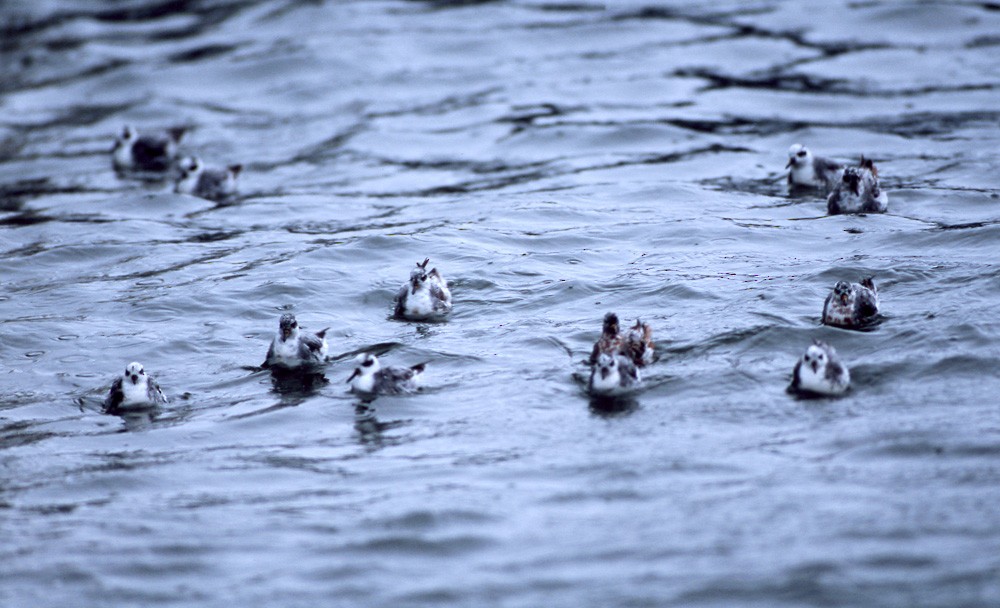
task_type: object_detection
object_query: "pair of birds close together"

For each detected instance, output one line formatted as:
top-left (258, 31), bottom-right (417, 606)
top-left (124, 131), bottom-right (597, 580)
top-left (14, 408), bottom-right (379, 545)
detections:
top-left (105, 258), bottom-right (452, 409)
top-left (786, 144), bottom-right (889, 215)
top-left (587, 313), bottom-right (655, 396)
top-left (790, 276), bottom-right (881, 396)
top-left (111, 125), bottom-right (242, 201)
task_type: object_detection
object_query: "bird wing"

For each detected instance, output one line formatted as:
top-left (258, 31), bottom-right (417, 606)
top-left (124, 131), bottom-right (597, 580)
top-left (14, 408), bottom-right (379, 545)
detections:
top-left (856, 288), bottom-right (879, 319)
top-left (821, 293), bottom-right (833, 322)
top-left (104, 377), bottom-right (124, 411)
top-left (815, 156), bottom-right (843, 178)
top-left (147, 378), bottom-right (168, 404)
top-left (261, 341), bottom-right (276, 368)
top-left (297, 332), bottom-right (327, 360)
top-left (826, 188), bottom-right (843, 215)
top-left (393, 284), bottom-right (408, 318)
top-left (824, 359), bottom-right (845, 385)
top-left (619, 357), bottom-right (640, 385)
top-left (791, 360), bottom-right (802, 390)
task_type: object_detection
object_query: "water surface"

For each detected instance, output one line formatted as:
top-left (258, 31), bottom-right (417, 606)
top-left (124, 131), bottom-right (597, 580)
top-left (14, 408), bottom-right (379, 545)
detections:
top-left (2, 1), bottom-right (1000, 606)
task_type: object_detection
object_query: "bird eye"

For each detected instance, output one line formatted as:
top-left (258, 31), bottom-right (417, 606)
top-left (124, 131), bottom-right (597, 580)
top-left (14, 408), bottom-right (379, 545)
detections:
top-left (362, 360), bottom-right (373, 367)
top-left (797, 150), bottom-right (807, 157)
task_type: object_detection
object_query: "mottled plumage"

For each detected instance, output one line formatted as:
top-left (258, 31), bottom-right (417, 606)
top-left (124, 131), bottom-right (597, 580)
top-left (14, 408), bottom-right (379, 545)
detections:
top-left (590, 312), bottom-right (654, 367)
top-left (263, 313), bottom-right (329, 370)
top-left (622, 319), bottom-right (655, 367)
top-left (790, 340), bottom-right (851, 396)
top-left (822, 277), bottom-right (880, 329)
top-left (112, 125), bottom-right (186, 172)
top-left (103, 362), bottom-right (168, 411)
top-left (786, 143), bottom-right (843, 191)
top-left (347, 353), bottom-right (424, 396)
top-left (590, 312), bottom-right (622, 364)
top-left (827, 157), bottom-right (888, 215)
top-left (175, 156), bottom-right (241, 201)
top-left (394, 258), bottom-right (452, 320)
top-left (588, 352), bottom-right (641, 396)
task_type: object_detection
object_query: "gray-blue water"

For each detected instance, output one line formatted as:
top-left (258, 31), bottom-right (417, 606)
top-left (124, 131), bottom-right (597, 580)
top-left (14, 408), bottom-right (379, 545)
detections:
top-left (2, 1), bottom-right (1000, 606)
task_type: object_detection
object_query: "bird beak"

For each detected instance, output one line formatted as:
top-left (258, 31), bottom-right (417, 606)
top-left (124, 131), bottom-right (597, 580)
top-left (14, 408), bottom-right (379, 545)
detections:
top-left (346, 369), bottom-right (360, 383)
top-left (131, 375), bottom-right (139, 384)
top-left (281, 328), bottom-right (292, 340)
top-left (785, 158), bottom-right (794, 169)
top-left (840, 293), bottom-right (849, 305)
top-left (811, 361), bottom-right (819, 373)
top-left (601, 367), bottom-right (610, 380)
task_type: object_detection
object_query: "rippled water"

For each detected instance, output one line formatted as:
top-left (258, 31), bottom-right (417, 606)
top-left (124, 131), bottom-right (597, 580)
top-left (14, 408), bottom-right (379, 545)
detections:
top-left (3, 1), bottom-right (1000, 606)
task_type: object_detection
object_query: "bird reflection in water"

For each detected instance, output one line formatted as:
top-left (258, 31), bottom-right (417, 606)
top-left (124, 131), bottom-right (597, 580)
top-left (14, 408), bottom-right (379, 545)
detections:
top-left (354, 403), bottom-right (408, 450)
top-left (104, 402), bottom-right (162, 432)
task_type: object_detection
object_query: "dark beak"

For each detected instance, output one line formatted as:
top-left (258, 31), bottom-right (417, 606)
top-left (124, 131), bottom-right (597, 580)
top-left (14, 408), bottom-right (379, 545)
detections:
top-left (600, 367), bottom-right (610, 380)
top-left (810, 361), bottom-right (819, 373)
top-left (840, 294), bottom-right (849, 305)
top-left (131, 374), bottom-right (139, 384)
top-left (785, 158), bottom-right (794, 169)
top-left (281, 328), bottom-right (292, 340)
top-left (346, 369), bottom-right (360, 383)
top-left (851, 180), bottom-right (860, 196)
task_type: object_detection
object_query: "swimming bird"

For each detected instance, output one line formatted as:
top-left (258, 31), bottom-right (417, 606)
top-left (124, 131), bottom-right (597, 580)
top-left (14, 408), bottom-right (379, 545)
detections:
top-left (822, 277), bottom-right (880, 329)
top-left (263, 313), bottom-right (329, 370)
top-left (104, 361), bottom-right (168, 411)
top-left (786, 143), bottom-right (843, 191)
top-left (394, 258), bottom-right (452, 321)
top-left (347, 353), bottom-right (425, 396)
top-left (175, 156), bottom-right (241, 201)
top-left (588, 352), bottom-right (641, 396)
top-left (827, 157), bottom-right (888, 215)
top-left (790, 339), bottom-right (851, 396)
top-left (590, 313), bottom-right (654, 367)
top-left (112, 125), bottom-right (186, 172)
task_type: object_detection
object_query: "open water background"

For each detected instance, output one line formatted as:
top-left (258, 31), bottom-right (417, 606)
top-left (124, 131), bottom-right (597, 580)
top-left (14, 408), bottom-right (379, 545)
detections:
top-left (2, 1), bottom-right (1000, 606)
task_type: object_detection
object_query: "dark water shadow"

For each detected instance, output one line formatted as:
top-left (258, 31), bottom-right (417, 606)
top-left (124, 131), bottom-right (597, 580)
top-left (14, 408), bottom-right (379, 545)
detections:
top-left (268, 367), bottom-right (329, 396)
top-left (353, 403), bottom-right (410, 451)
top-left (588, 394), bottom-right (641, 418)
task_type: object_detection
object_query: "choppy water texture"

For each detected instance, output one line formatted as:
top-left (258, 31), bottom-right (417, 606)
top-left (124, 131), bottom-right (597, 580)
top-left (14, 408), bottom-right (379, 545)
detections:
top-left (3, 1), bottom-right (1000, 606)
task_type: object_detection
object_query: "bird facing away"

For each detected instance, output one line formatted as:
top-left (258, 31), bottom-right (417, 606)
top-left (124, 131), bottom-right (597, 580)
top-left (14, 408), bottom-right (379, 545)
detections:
top-left (790, 340), bottom-right (851, 396)
top-left (822, 277), bottom-right (880, 329)
top-left (590, 312), bottom-right (654, 367)
top-left (394, 258), bottom-right (452, 321)
top-left (827, 157), bottom-right (888, 215)
top-left (104, 361), bottom-right (168, 411)
top-left (786, 143), bottom-right (843, 192)
top-left (347, 353), bottom-right (425, 396)
top-left (263, 313), bottom-right (329, 370)
top-left (112, 125), bottom-right (186, 172)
